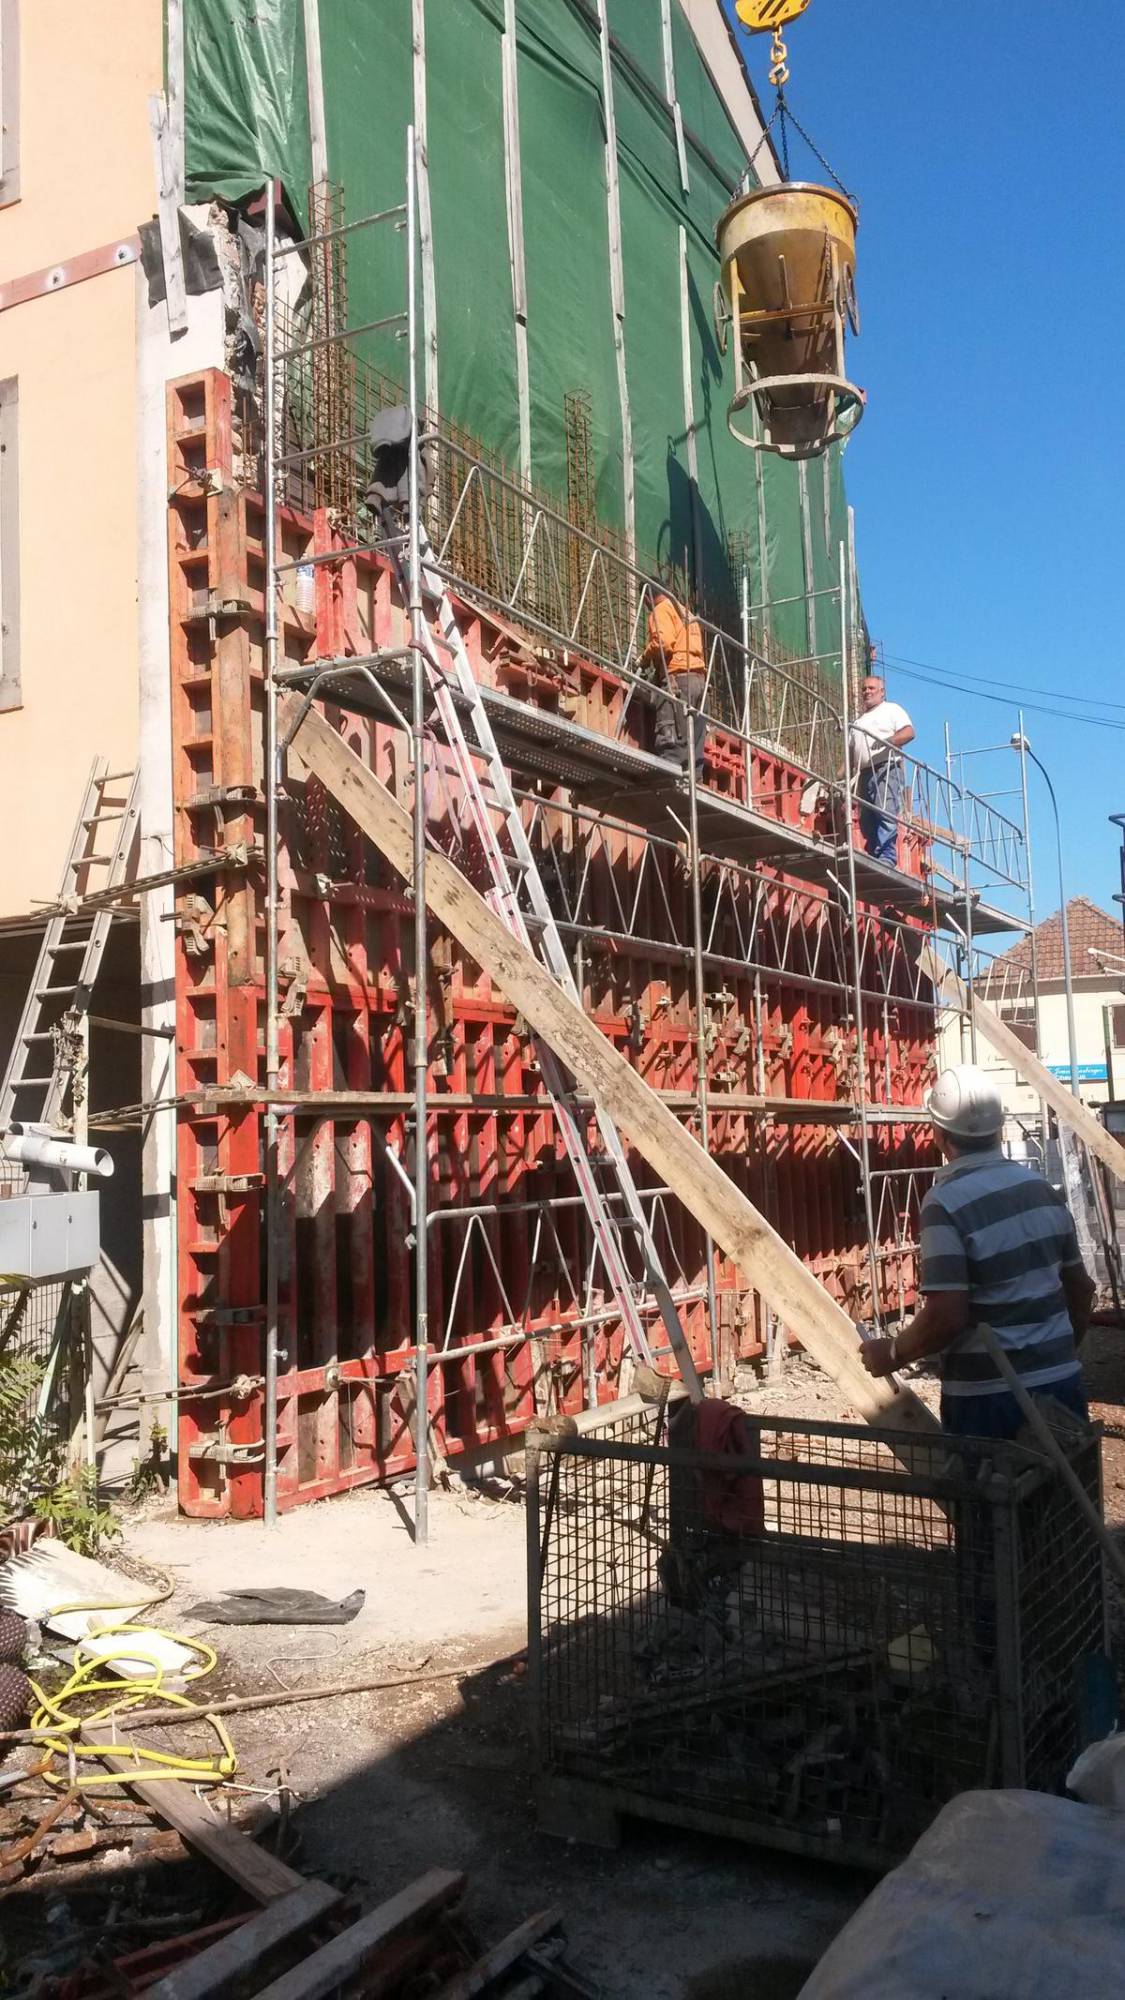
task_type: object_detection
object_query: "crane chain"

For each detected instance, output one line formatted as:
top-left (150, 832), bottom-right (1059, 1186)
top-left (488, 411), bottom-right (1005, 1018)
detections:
top-left (768, 28), bottom-right (790, 89)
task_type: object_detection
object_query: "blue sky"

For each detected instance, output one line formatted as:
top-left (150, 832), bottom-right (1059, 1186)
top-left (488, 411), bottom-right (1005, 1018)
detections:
top-left (723, 0), bottom-right (1125, 929)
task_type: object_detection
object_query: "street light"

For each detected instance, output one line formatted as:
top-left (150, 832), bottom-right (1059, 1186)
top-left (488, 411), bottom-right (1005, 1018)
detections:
top-left (1011, 732), bottom-right (1080, 1095)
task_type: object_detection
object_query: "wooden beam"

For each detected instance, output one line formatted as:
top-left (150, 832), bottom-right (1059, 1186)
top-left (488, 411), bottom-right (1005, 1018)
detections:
top-left (166, 0), bottom-right (186, 206)
top-left (501, 4), bottom-right (531, 488)
top-left (595, 0), bottom-right (636, 562)
top-left (924, 950), bottom-right (1125, 1185)
top-left (660, 0), bottom-right (690, 195)
top-left (675, 0), bottom-right (780, 184)
top-left (254, 1870), bottom-right (465, 2000)
top-left (282, 696), bottom-right (935, 1433)
top-left (147, 93), bottom-right (188, 337)
top-left (431, 1910), bottom-right (560, 2000)
top-left (148, 1880), bottom-right (342, 2000)
top-left (83, 1736), bottom-right (307, 1904)
top-left (678, 224), bottom-right (702, 591)
top-left (411, 0), bottom-right (439, 415)
top-left (302, 0), bottom-right (328, 188)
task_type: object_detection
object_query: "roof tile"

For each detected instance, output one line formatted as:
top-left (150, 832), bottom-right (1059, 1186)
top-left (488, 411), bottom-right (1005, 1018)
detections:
top-left (992, 896), bottom-right (1123, 981)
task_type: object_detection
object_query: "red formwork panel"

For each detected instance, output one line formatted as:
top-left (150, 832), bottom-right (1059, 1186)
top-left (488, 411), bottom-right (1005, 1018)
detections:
top-left (167, 368), bottom-right (939, 1517)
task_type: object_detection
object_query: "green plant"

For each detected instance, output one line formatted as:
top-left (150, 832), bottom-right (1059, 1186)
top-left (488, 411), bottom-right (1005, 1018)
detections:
top-left (33, 1465), bottom-right (119, 1559)
top-left (128, 1422), bottom-right (169, 1501)
top-left (1, 1345), bottom-right (118, 1555)
top-left (0, 1349), bottom-right (57, 1517)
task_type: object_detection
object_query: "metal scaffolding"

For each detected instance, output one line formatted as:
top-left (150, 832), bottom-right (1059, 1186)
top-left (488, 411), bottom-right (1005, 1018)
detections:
top-left (236, 135), bottom-right (1036, 1525)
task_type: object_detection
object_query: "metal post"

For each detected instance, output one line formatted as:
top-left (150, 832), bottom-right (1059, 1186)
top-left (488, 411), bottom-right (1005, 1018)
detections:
top-left (838, 543), bottom-right (882, 1329)
top-left (687, 714), bottom-right (720, 1390)
top-left (525, 1438), bottom-right (543, 1768)
top-left (963, 840), bottom-right (978, 1064)
top-left (1022, 741), bottom-right (1079, 1095)
top-left (263, 182), bottom-right (282, 1528)
top-left (1015, 713), bottom-right (1048, 1156)
top-left (1112, 812), bottom-right (1125, 959)
top-left (406, 130), bottom-right (431, 1546)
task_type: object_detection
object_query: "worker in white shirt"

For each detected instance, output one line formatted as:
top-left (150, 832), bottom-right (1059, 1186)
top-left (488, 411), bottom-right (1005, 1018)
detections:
top-left (850, 669), bottom-right (915, 864)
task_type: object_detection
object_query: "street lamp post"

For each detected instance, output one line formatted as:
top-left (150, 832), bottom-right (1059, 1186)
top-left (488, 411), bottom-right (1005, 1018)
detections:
top-left (1011, 733), bottom-right (1080, 1096)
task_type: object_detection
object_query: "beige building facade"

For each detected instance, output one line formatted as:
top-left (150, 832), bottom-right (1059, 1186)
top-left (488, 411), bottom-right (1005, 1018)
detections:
top-left (0, 0), bottom-right (160, 917)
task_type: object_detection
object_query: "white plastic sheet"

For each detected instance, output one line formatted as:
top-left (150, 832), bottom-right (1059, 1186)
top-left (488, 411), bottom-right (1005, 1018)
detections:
top-left (800, 1790), bottom-right (1125, 1999)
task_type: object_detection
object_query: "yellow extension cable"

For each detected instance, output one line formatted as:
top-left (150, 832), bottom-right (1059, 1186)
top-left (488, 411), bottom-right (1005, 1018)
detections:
top-left (29, 1624), bottom-right (237, 1789)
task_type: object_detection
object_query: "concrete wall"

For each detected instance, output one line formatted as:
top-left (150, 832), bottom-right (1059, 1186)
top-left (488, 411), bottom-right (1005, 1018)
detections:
top-left (0, 1), bottom-right (160, 917)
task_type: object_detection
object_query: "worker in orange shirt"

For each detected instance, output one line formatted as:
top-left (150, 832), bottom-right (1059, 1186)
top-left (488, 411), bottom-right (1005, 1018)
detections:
top-left (641, 590), bottom-right (707, 778)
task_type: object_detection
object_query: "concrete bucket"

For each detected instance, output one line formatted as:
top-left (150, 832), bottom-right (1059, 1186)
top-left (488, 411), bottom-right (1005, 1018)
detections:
top-left (716, 181), bottom-right (863, 460)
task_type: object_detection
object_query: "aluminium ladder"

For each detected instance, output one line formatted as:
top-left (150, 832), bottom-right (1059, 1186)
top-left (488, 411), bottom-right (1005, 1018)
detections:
top-left (394, 525), bottom-right (703, 1399)
top-left (0, 760), bottom-right (141, 1137)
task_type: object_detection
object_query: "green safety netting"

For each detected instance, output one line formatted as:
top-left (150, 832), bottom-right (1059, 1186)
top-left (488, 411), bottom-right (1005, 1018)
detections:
top-left (179, 0), bottom-right (853, 682)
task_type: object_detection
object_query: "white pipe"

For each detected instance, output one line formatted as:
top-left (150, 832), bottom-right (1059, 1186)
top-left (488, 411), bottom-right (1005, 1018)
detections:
top-left (5, 1129), bottom-right (114, 1178)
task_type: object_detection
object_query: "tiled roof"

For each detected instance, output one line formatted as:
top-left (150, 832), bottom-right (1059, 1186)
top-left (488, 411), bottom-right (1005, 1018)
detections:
top-left (993, 896), bottom-right (1123, 981)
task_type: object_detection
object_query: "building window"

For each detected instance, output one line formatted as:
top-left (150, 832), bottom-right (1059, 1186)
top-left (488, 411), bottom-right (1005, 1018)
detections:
top-left (0, 378), bottom-right (19, 711)
top-left (1112, 1004), bottom-right (1125, 1049)
top-left (0, 0), bottom-right (19, 207)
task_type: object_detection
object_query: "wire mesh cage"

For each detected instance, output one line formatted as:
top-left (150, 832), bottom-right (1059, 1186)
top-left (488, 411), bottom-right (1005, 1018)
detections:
top-left (528, 1417), bottom-right (1106, 1869)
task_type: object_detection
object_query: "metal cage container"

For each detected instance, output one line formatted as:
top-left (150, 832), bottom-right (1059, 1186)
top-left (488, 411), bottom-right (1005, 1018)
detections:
top-left (716, 183), bottom-right (862, 461)
top-left (528, 1417), bottom-right (1106, 1869)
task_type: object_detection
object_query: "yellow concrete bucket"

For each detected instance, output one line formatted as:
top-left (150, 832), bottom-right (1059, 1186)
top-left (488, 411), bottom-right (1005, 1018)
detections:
top-left (715, 182), bottom-right (863, 460)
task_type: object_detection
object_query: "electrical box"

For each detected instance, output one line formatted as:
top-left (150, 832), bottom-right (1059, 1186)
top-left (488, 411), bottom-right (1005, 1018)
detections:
top-left (0, 1190), bottom-right (102, 1284)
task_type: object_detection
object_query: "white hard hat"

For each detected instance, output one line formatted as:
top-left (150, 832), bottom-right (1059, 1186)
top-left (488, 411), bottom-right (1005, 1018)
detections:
top-left (924, 1063), bottom-right (1004, 1140)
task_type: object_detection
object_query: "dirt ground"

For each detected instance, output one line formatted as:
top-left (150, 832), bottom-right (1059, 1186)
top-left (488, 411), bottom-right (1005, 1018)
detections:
top-left (12, 1330), bottom-right (1125, 1997)
top-left (119, 1465), bottom-right (864, 2000)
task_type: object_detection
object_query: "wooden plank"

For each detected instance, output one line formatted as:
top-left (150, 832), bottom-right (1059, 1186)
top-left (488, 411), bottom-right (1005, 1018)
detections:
top-left (254, 1869), bottom-right (465, 2000)
top-left (677, 225), bottom-right (702, 589)
top-left (675, 0), bottom-right (780, 184)
top-left (166, 0), bottom-right (186, 205)
top-left (431, 1909), bottom-right (560, 2000)
top-left (282, 696), bottom-right (935, 1433)
top-left (595, 0), bottom-right (635, 562)
top-left (923, 949), bottom-right (1125, 1185)
top-left (501, 8), bottom-right (532, 488)
top-left (412, 0), bottom-right (440, 415)
top-left (660, 0), bottom-right (690, 195)
top-left (148, 1880), bottom-right (342, 2000)
top-left (302, 0), bottom-right (328, 187)
top-left (84, 1735), bottom-right (306, 1904)
top-left (147, 93), bottom-right (188, 337)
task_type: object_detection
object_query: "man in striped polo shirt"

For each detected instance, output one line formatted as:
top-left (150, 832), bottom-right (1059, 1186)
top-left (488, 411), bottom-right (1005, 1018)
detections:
top-left (861, 1063), bottom-right (1095, 1438)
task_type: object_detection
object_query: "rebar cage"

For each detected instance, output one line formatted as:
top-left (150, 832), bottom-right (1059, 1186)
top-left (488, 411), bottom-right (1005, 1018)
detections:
top-left (528, 1419), bottom-right (1106, 1869)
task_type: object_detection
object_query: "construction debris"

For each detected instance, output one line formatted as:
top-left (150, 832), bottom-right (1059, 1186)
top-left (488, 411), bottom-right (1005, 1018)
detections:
top-left (0, 1697), bottom-right (584, 1998)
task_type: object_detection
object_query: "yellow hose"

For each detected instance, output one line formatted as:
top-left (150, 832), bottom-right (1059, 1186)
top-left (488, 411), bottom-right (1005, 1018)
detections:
top-left (29, 1624), bottom-right (237, 1789)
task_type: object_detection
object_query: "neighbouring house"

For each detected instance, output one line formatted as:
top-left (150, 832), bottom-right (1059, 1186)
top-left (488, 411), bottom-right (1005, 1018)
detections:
top-left (972, 898), bottom-right (1125, 1135)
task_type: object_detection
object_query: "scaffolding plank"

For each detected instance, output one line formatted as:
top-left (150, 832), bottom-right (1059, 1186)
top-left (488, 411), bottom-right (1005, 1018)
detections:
top-left (283, 694), bottom-right (936, 1433)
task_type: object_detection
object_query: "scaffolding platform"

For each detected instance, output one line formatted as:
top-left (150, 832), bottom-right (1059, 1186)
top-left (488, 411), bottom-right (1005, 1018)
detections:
top-left (279, 652), bottom-right (1027, 940)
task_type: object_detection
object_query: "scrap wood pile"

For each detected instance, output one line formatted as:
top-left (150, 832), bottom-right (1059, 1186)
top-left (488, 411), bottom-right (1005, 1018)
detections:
top-left (0, 1541), bottom-right (591, 1999)
top-left (0, 1758), bottom-right (583, 1997)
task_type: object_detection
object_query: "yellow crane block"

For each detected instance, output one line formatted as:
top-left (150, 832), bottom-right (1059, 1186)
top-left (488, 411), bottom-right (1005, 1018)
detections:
top-left (735, 0), bottom-right (811, 30)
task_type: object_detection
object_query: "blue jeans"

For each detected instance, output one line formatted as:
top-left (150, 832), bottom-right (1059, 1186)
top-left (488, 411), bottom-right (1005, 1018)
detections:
top-left (940, 1372), bottom-right (1088, 1440)
top-left (858, 759), bottom-right (902, 863)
